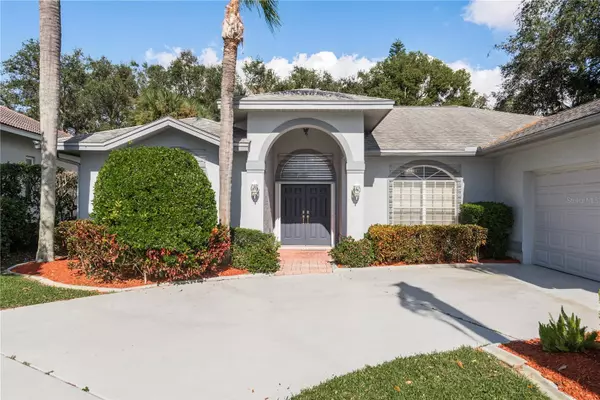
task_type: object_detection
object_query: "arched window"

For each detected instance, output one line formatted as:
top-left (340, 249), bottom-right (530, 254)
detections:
top-left (276, 150), bottom-right (335, 182)
top-left (389, 163), bottom-right (460, 225)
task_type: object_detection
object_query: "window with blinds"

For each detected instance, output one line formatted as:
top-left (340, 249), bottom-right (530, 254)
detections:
top-left (389, 166), bottom-right (458, 225)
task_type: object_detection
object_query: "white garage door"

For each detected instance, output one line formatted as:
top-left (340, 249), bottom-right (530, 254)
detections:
top-left (534, 165), bottom-right (600, 281)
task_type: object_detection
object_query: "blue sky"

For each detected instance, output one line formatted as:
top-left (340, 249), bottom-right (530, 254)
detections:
top-left (0, 0), bottom-right (521, 96)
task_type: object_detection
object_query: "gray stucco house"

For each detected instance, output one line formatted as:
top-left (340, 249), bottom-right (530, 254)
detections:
top-left (0, 106), bottom-right (77, 171)
top-left (58, 90), bottom-right (600, 281)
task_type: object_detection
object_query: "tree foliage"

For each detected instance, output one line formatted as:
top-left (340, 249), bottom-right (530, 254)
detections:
top-left (495, 0), bottom-right (600, 115)
top-left (1, 38), bottom-right (487, 135)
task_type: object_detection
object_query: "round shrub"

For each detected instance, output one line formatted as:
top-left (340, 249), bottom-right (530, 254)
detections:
top-left (329, 236), bottom-right (375, 268)
top-left (231, 227), bottom-right (280, 273)
top-left (459, 202), bottom-right (513, 259)
top-left (92, 147), bottom-right (217, 251)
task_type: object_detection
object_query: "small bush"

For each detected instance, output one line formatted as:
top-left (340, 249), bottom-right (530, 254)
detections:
top-left (366, 224), bottom-right (487, 265)
top-left (329, 236), bottom-right (374, 268)
top-left (539, 307), bottom-right (598, 352)
top-left (92, 147), bottom-right (217, 252)
top-left (0, 163), bottom-right (77, 259)
top-left (231, 227), bottom-right (280, 273)
top-left (459, 202), bottom-right (513, 259)
top-left (57, 221), bottom-right (230, 282)
top-left (57, 220), bottom-right (139, 281)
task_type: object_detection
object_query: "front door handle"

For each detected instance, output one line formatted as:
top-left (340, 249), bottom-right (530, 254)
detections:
top-left (306, 210), bottom-right (310, 224)
top-left (302, 210), bottom-right (306, 224)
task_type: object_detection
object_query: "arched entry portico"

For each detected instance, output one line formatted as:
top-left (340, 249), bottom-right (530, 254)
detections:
top-left (242, 116), bottom-right (366, 246)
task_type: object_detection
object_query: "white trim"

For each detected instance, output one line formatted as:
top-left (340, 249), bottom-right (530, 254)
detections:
top-left (367, 149), bottom-right (478, 156)
top-left (57, 117), bottom-right (250, 152)
top-left (233, 100), bottom-right (394, 111)
top-left (58, 153), bottom-right (81, 164)
top-left (275, 181), bottom-right (336, 247)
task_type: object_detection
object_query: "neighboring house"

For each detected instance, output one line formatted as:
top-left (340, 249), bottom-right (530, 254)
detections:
top-left (58, 90), bottom-right (600, 281)
top-left (0, 106), bottom-right (78, 171)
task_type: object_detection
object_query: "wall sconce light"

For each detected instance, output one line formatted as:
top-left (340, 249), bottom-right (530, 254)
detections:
top-left (351, 183), bottom-right (361, 205)
top-left (303, 127), bottom-right (309, 136)
top-left (250, 181), bottom-right (260, 203)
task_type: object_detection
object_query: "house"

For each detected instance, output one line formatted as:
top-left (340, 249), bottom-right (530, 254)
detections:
top-left (0, 106), bottom-right (78, 171)
top-left (58, 90), bottom-right (600, 281)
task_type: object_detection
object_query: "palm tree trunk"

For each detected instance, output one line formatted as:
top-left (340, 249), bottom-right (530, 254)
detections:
top-left (219, 0), bottom-right (243, 227)
top-left (37, 0), bottom-right (61, 261)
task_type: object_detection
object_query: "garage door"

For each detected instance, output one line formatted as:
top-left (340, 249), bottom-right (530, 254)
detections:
top-left (534, 165), bottom-right (600, 281)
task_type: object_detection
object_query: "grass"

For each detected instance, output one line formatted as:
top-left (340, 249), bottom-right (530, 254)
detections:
top-left (0, 274), bottom-right (98, 309)
top-left (292, 347), bottom-right (549, 400)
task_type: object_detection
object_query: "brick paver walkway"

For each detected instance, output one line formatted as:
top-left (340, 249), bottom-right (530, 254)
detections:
top-left (276, 249), bottom-right (333, 275)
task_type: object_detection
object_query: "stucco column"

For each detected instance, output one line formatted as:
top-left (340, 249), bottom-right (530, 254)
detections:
top-left (346, 163), bottom-right (366, 239)
top-left (240, 161), bottom-right (265, 231)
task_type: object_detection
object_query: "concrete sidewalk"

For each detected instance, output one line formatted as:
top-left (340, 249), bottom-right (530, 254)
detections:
top-left (1, 263), bottom-right (598, 400)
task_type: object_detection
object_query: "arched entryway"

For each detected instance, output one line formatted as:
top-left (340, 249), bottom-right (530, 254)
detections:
top-left (276, 150), bottom-right (336, 246)
top-left (264, 126), bottom-right (346, 246)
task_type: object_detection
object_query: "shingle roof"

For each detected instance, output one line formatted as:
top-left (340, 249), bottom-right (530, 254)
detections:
top-left (0, 106), bottom-right (70, 138)
top-left (237, 89), bottom-right (389, 102)
top-left (484, 99), bottom-right (600, 149)
top-left (366, 106), bottom-right (540, 152)
top-left (59, 116), bottom-right (247, 145)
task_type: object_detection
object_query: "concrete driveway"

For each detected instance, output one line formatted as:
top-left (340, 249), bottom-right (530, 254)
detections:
top-left (1, 263), bottom-right (598, 400)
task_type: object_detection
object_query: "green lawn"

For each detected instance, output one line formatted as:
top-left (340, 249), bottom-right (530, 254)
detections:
top-left (292, 347), bottom-right (548, 400)
top-left (0, 274), bottom-right (98, 309)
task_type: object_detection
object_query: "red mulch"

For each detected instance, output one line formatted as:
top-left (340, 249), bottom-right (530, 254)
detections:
top-left (12, 260), bottom-right (248, 289)
top-left (501, 338), bottom-right (600, 400)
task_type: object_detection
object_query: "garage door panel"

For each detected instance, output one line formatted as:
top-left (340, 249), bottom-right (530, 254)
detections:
top-left (534, 166), bottom-right (600, 281)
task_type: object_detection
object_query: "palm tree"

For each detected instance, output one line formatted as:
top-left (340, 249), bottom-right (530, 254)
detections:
top-left (36, 0), bottom-right (61, 261)
top-left (219, 0), bottom-right (280, 226)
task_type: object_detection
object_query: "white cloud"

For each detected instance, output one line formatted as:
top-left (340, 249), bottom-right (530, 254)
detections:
top-left (463, 0), bottom-right (521, 31)
top-left (447, 60), bottom-right (502, 98)
top-left (144, 46), bottom-right (184, 68)
top-left (199, 48), bottom-right (220, 67)
top-left (144, 46), bottom-right (221, 68)
top-left (259, 51), bottom-right (378, 80)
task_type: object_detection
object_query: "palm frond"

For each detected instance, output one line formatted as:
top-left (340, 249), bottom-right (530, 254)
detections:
top-left (241, 0), bottom-right (281, 32)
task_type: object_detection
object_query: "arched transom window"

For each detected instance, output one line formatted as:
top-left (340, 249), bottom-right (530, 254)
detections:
top-left (389, 164), bottom-right (460, 225)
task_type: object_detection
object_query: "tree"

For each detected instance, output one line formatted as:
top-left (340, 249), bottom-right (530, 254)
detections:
top-left (36, 0), bottom-right (61, 261)
top-left (495, 0), bottom-right (600, 115)
top-left (349, 40), bottom-right (480, 106)
top-left (219, 0), bottom-right (280, 226)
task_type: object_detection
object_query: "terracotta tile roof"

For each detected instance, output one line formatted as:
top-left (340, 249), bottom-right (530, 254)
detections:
top-left (0, 106), bottom-right (70, 138)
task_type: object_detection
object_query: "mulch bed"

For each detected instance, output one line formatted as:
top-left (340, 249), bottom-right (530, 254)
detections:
top-left (501, 338), bottom-right (600, 400)
top-left (12, 259), bottom-right (248, 289)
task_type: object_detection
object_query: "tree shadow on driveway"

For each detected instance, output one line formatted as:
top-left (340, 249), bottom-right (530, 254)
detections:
top-left (394, 282), bottom-right (511, 344)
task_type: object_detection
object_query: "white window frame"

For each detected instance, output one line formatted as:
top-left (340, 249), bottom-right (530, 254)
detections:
top-left (25, 155), bottom-right (35, 165)
top-left (389, 165), bottom-right (460, 225)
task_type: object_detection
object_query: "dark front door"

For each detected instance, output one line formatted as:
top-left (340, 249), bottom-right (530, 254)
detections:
top-left (281, 184), bottom-right (331, 245)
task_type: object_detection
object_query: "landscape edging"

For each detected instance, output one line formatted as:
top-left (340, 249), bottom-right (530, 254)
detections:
top-left (482, 343), bottom-right (574, 400)
top-left (6, 262), bottom-right (268, 293)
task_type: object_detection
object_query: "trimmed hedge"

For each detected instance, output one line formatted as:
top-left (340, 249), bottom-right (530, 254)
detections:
top-left (231, 227), bottom-right (280, 273)
top-left (459, 202), bottom-right (513, 259)
top-left (0, 163), bottom-right (77, 259)
top-left (57, 220), bottom-right (230, 281)
top-left (92, 147), bottom-right (217, 252)
top-left (329, 236), bottom-right (374, 268)
top-left (366, 224), bottom-right (487, 265)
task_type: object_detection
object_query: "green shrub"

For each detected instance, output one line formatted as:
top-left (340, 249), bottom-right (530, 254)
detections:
top-left (231, 227), bottom-right (280, 273)
top-left (92, 147), bottom-right (217, 252)
top-left (539, 307), bottom-right (598, 352)
top-left (57, 221), bottom-right (230, 282)
top-left (0, 163), bottom-right (77, 260)
top-left (366, 224), bottom-right (487, 265)
top-left (329, 236), bottom-right (374, 268)
top-left (459, 202), bottom-right (513, 259)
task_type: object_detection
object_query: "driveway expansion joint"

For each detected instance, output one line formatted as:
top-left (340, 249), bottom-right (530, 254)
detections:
top-left (1, 353), bottom-right (108, 400)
